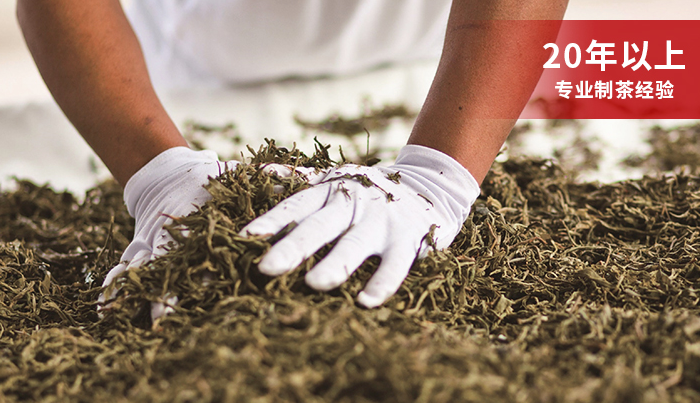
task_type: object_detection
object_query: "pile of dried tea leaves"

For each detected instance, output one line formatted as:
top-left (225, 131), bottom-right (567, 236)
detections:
top-left (623, 123), bottom-right (700, 174)
top-left (505, 120), bottom-right (603, 179)
top-left (2, 136), bottom-right (700, 402)
top-left (295, 100), bottom-right (417, 166)
top-left (294, 101), bottom-right (416, 138)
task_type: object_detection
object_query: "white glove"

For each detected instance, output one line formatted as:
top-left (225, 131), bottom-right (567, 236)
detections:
top-left (99, 146), bottom-right (234, 319)
top-left (242, 144), bottom-right (480, 308)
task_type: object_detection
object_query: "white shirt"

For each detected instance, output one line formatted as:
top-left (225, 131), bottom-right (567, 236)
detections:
top-left (126, 0), bottom-right (451, 88)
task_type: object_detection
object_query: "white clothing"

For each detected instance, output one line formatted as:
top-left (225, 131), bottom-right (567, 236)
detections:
top-left (126, 0), bottom-right (451, 89)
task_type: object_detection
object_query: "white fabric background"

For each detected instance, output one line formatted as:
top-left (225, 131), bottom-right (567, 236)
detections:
top-left (127, 0), bottom-right (451, 88)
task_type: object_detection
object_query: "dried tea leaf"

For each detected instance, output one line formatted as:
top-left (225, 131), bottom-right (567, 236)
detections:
top-left (2, 129), bottom-right (700, 403)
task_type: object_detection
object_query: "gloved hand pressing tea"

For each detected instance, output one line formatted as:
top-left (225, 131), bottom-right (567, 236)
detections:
top-left (242, 144), bottom-right (480, 308)
top-left (99, 146), bottom-right (234, 318)
top-left (98, 146), bottom-right (319, 320)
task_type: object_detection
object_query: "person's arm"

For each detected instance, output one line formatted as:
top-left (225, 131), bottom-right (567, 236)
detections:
top-left (17, 0), bottom-right (187, 186)
top-left (18, 0), bottom-right (225, 321)
top-left (409, 0), bottom-right (569, 183)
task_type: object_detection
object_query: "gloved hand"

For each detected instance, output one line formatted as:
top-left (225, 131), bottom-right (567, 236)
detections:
top-left (241, 144), bottom-right (480, 308)
top-left (99, 146), bottom-right (235, 319)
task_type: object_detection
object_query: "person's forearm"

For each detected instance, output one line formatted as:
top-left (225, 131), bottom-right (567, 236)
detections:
top-left (17, 0), bottom-right (187, 186)
top-left (408, 0), bottom-right (568, 184)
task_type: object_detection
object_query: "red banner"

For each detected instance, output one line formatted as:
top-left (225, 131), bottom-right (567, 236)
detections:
top-left (524, 20), bottom-right (700, 119)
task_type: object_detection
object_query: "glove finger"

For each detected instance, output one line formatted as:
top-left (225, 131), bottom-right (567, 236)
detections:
top-left (98, 247), bottom-right (154, 307)
top-left (98, 261), bottom-right (127, 308)
top-left (240, 185), bottom-right (332, 237)
top-left (151, 295), bottom-right (179, 321)
top-left (305, 228), bottom-right (381, 291)
top-left (258, 203), bottom-right (354, 276)
top-left (152, 227), bottom-right (176, 258)
top-left (101, 261), bottom-right (127, 290)
top-left (357, 246), bottom-right (417, 308)
top-left (101, 247), bottom-right (152, 288)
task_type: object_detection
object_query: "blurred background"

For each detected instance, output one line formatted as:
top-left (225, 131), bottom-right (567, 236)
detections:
top-left (1, 0), bottom-right (699, 195)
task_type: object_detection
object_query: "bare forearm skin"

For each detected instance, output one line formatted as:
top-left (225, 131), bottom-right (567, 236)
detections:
top-left (17, 0), bottom-right (187, 186)
top-left (409, 0), bottom-right (569, 184)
